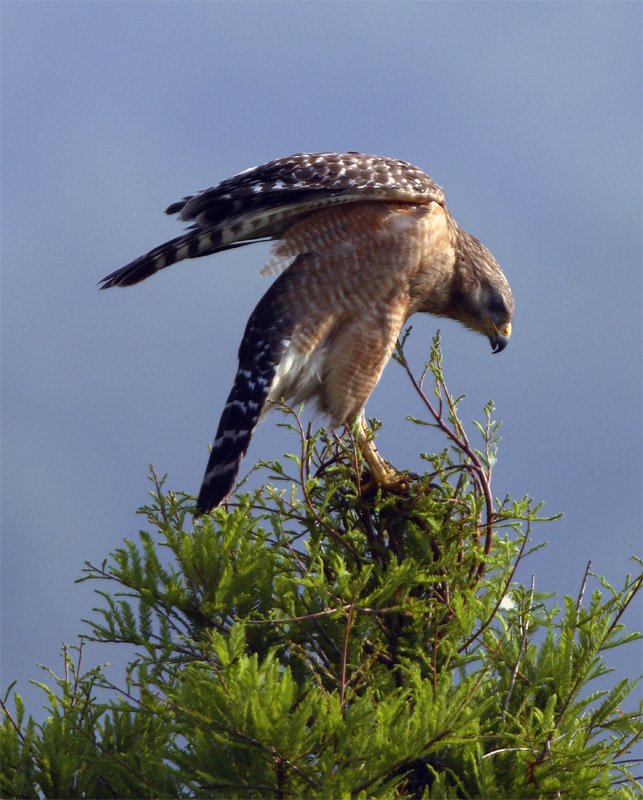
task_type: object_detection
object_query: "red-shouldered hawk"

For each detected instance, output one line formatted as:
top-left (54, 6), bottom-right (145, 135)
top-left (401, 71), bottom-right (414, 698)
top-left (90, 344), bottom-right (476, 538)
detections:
top-left (100, 152), bottom-right (514, 513)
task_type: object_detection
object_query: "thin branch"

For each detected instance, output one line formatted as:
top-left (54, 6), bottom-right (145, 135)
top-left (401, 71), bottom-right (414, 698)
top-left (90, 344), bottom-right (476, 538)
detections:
top-left (395, 342), bottom-right (496, 577)
top-left (501, 575), bottom-right (535, 723)
top-left (576, 560), bottom-right (592, 626)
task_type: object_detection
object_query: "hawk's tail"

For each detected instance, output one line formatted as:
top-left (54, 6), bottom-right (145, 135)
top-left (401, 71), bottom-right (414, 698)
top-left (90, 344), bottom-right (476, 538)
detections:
top-left (195, 272), bottom-right (295, 514)
top-left (99, 229), bottom-right (264, 289)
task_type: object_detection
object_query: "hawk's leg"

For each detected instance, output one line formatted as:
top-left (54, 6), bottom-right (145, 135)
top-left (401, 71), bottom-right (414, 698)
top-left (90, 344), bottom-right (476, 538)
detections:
top-left (356, 417), bottom-right (410, 495)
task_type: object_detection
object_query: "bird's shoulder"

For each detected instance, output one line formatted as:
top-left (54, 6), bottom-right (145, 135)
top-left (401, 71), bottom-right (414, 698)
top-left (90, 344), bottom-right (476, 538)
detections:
top-left (165, 152), bottom-right (446, 227)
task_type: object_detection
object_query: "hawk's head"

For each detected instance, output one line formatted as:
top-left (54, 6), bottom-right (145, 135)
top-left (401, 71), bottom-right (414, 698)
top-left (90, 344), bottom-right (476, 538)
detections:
top-left (450, 228), bottom-right (514, 353)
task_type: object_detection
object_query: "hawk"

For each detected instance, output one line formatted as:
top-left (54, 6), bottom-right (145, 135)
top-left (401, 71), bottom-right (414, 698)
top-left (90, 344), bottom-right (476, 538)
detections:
top-left (100, 152), bottom-right (514, 513)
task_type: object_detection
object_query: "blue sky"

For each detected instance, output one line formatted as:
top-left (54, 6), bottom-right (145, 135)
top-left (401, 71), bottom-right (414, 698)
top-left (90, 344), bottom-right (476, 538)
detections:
top-left (2, 2), bottom-right (641, 718)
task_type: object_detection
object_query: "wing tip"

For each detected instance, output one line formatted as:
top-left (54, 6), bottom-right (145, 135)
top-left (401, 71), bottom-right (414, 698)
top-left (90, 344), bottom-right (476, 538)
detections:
top-left (195, 473), bottom-right (234, 516)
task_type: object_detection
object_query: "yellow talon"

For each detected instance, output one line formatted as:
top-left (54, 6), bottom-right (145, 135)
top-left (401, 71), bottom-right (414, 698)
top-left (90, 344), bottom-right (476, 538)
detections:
top-left (357, 418), bottom-right (410, 496)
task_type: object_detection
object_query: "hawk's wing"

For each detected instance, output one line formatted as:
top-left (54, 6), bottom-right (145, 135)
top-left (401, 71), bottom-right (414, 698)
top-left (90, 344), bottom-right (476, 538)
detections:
top-left (99, 152), bottom-right (444, 288)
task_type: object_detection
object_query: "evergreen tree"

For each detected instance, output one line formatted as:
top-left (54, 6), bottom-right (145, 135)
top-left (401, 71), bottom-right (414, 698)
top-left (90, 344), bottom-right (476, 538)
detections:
top-left (2, 336), bottom-right (641, 799)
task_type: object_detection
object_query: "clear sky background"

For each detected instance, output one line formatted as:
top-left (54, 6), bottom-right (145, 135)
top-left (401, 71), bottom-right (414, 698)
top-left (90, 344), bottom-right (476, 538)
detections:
top-left (2, 2), bottom-right (641, 719)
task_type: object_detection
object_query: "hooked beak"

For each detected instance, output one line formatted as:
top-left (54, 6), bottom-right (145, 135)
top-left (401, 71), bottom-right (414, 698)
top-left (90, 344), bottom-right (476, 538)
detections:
top-left (488, 321), bottom-right (512, 354)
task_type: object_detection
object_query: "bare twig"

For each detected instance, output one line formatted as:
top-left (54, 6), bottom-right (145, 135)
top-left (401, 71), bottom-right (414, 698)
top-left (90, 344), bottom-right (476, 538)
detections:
top-left (394, 341), bottom-right (496, 577)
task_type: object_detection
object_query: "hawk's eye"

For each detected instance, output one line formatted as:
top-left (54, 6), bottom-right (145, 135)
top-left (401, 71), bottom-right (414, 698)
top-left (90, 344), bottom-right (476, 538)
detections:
top-left (487, 296), bottom-right (506, 314)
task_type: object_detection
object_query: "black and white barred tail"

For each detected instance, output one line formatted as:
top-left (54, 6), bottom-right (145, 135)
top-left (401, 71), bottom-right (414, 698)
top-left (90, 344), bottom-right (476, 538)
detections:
top-left (98, 229), bottom-right (258, 288)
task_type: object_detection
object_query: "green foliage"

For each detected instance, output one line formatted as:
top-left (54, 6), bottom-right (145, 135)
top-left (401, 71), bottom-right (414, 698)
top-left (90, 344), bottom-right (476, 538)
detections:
top-left (2, 335), bottom-right (641, 798)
